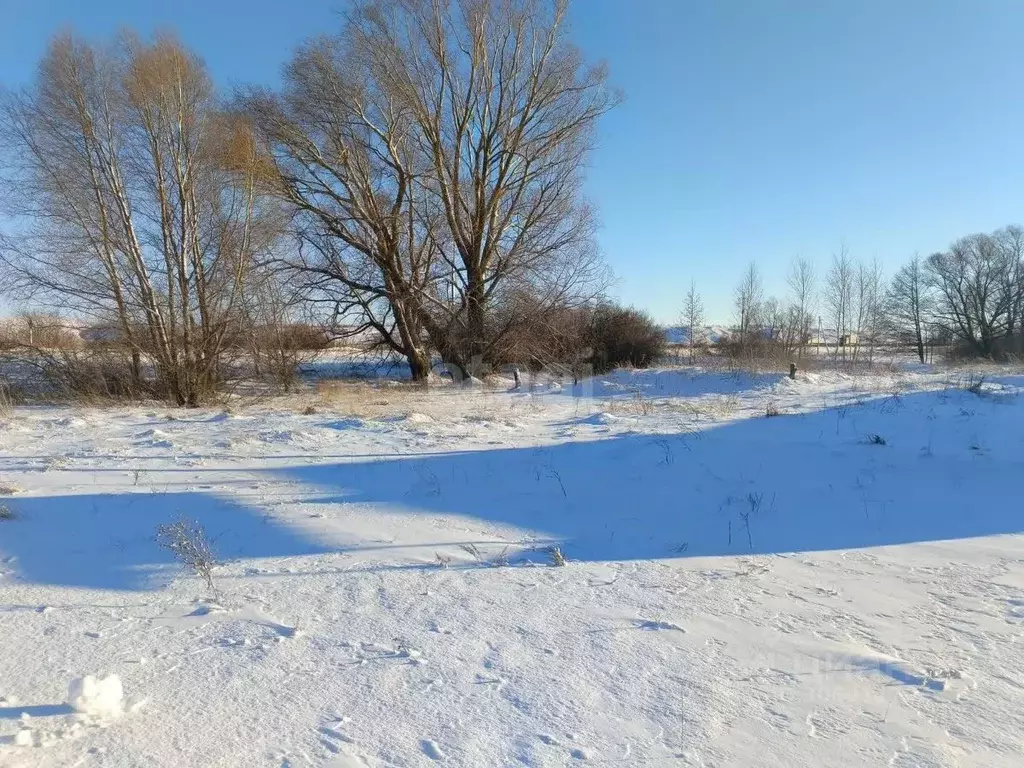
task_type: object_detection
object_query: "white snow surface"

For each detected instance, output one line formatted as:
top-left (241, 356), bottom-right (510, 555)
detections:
top-left (1, 366), bottom-right (1023, 766)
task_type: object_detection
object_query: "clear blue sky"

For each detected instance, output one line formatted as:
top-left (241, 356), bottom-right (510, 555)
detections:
top-left (3, 0), bottom-right (1024, 323)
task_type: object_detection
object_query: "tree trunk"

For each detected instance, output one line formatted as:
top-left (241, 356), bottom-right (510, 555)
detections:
top-left (131, 350), bottom-right (142, 391)
top-left (406, 347), bottom-right (431, 382)
top-left (466, 284), bottom-right (487, 377)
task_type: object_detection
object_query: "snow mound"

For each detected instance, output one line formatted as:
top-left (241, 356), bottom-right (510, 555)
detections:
top-left (53, 417), bottom-right (90, 428)
top-left (137, 428), bottom-right (173, 448)
top-left (401, 412), bottom-right (434, 424)
top-left (67, 674), bottom-right (123, 717)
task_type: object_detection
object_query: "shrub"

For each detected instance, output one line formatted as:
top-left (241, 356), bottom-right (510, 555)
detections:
top-left (548, 546), bottom-right (568, 566)
top-left (1, 347), bottom-right (162, 402)
top-left (0, 314), bottom-right (83, 351)
top-left (588, 304), bottom-right (665, 374)
top-left (0, 382), bottom-right (11, 419)
top-left (155, 519), bottom-right (218, 592)
top-left (246, 323), bottom-right (329, 393)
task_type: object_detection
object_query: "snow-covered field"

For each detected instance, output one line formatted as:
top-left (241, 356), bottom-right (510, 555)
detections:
top-left (1, 366), bottom-right (1023, 767)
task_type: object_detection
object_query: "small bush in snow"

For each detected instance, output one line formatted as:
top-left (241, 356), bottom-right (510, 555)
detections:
top-left (548, 546), bottom-right (567, 567)
top-left (0, 505), bottom-right (15, 521)
top-left (588, 304), bottom-right (666, 373)
top-left (866, 433), bottom-right (887, 445)
top-left (632, 391), bottom-right (655, 416)
top-left (155, 519), bottom-right (218, 592)
top-left (0, 482), bottom-right (21, 495)
top-left (764, 400), bottom-right (781, 417)
top-left (492, 546), bottom-right (511, 567)
top-left (0, 383), bottom-right (12, 420)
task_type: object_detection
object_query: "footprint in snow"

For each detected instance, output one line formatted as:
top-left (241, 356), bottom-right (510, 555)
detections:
top-left (474, 673), bottom-right (505, 688)
top-left (420, 740), bottom-right (446, 760)
top-left (319, 738), bottom-right (373, 768)
top-left (1006, 598), bottom-right (1024, 620)
top-left (634, 619), bottom-right (685, 632)
top-left (324, 755), bottom-right (373, 768)
top-left (320, 723), bottom-right (356, 748)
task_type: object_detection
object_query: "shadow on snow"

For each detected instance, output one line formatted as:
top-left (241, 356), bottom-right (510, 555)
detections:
top-left (1, 490), bottom-right (333, 591)
top-left (2, 385), bottom-right (1022, 590)
top-left (269, 385), bottom-right (1024, 564)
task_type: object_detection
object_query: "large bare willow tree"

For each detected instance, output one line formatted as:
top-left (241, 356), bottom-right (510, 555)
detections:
top-left (241, 35), bottom-right (438, 380)
top-left (244, 0), bottom-right (617, 379)
top-left (1, 34), bottom-right (280, 404)
top-left (926, 227), bottom-right (1024, 358)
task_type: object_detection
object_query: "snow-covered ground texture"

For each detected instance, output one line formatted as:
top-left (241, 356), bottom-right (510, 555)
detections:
top-left (1, 365), bottom-right (1024, 766)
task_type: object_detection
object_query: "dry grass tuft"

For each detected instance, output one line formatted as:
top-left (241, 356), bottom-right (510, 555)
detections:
top-left (548, 546), bottom-right (568, 567)
top-left (315, 380), bottom-right (431, 419)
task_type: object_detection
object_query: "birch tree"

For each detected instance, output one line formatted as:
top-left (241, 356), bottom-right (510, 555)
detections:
top-left (822, 246), bottom-right (854, 360)
top-left (681, 279), bottom-right (704, 363)
top-left (1, 33), bottom-right (279, 404)
top-left (733, 262), bottom-right (763, 354)
top-left (853, 258), bottom-right (883, 363)
top-left (786, 257), bottom-right (815, 358)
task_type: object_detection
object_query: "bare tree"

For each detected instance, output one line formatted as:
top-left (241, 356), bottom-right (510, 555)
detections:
top-left (733, 262), bottom-right (763, 355)
top-left (780, 303), bottom-right (805, 355)
top-left (786, 257), bottom-right (816, 358)
top-left (241, 0), bottom-right (614, 379)
top-left (926, 230), bottom-right (1023, 358)
top-left (1, 33), bottom-right (279, 404)
top-left (853, 258), bottom-right (884, 363)
top-left (239, 36), bottom-right (439, 380)
top-left (240, 265), bottom-right (325, 392)
top-left (681, 279), bottom-right (704, 363)
top-left (347, 0), bottom-right (618, 376)
top-left (822, 246), bottom-right (854, 361)
top-left (759, 297), bottom-right (787, 351)
top-left (886, 254), bottom-right (932, 364)
top-left (995, 225), bottom-right (1024, 342)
